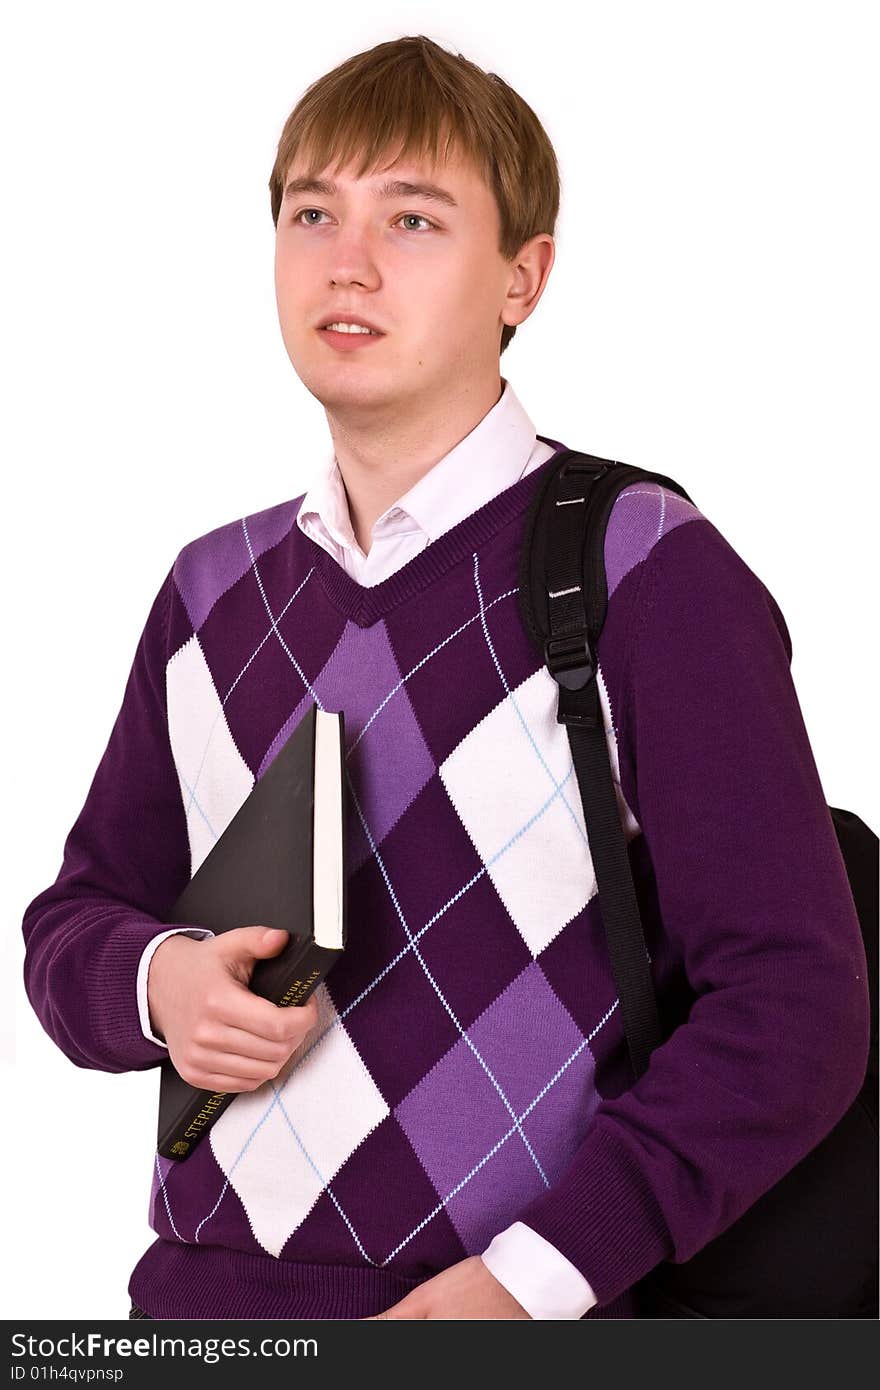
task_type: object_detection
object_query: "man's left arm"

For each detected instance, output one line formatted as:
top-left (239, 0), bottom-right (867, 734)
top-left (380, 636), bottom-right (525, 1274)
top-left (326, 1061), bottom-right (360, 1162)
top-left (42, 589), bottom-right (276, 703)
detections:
top-left (367, 516), bottom-right (870, 1318)
top-left (506, 518), bottom-right (871, 1308)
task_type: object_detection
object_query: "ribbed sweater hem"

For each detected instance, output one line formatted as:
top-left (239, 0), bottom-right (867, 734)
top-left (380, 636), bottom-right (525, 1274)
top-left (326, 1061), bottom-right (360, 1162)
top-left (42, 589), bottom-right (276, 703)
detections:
top-left (129, 1238), bottom-right (639, 1319)
top-left (518, 1122), bottom-right (672, 1306)
top-left (81, 911), bottom-right (178, 1071)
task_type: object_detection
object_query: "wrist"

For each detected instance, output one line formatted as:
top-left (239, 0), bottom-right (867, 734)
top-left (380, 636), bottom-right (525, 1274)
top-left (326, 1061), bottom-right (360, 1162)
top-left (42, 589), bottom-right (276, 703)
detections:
top-left (147, 933), bottom-right (198, 1040)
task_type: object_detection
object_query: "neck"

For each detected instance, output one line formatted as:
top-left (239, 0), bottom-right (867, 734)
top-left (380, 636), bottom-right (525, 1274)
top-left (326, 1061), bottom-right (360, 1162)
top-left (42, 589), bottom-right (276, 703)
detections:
top-left (324, 373), bottom-right (505, 555)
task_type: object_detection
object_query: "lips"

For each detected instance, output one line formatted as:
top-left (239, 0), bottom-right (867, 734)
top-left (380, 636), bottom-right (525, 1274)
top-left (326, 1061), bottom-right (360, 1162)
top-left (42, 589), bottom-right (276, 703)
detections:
top-left (317, 324), bottom-right (385, 351)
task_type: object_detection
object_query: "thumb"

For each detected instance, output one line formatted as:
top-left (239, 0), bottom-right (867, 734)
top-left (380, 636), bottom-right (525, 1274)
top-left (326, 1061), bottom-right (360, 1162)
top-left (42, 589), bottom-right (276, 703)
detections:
top-left (253, 926), bottom-right (290, 954)
top-left (219, 925), bottom-right (290, 959)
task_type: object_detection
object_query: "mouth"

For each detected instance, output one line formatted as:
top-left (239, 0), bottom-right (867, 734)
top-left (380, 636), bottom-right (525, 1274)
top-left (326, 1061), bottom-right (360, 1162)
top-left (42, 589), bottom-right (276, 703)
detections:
top-left (317, 324), bottom-right (385, 350)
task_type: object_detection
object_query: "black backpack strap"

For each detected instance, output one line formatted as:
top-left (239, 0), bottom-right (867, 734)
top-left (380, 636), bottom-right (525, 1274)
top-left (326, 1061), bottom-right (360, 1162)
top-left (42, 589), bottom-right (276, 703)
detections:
top-left (518, 450), bottom-right (695, 1079)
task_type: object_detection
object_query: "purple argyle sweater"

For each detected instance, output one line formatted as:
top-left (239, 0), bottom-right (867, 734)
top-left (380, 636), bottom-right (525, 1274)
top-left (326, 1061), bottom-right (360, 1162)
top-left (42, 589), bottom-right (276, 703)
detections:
top-left (22, 442), bottom-right (869, 1320)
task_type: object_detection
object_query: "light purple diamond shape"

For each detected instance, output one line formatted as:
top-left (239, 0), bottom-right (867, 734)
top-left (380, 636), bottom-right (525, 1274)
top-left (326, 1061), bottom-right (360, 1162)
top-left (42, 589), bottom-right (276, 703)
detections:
top-left (261, 618), bottom-right (436, 873)
top-left (395, 963), bottom-right (599, 1248)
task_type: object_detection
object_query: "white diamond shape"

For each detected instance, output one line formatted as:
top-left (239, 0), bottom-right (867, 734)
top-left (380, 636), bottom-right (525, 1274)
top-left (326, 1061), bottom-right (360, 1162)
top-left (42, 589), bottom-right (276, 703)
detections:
top-left (208, 982), bottom-right (390, 1257)
top-left (166, 633), bottom-right (254, 875)
top-left (439, 665), bottom-right (640, 956)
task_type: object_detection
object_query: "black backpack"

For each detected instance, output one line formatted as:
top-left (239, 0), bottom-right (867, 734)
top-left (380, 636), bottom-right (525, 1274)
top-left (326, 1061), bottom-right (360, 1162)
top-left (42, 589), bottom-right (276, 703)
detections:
top-left (518, 449), bottom-right (878, 1318)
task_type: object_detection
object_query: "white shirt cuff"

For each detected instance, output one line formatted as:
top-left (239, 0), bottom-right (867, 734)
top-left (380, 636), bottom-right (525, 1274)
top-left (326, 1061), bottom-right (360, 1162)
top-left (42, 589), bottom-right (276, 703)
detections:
top-left (481, 1221), bottom-right (599, 1319)
top-left (136, 928), bottom-right (214, 1046)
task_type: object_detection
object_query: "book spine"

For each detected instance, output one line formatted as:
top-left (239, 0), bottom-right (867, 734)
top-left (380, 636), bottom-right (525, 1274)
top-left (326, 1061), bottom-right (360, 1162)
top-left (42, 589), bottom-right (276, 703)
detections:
top-left (157, 942), bottom-right (341, 1160)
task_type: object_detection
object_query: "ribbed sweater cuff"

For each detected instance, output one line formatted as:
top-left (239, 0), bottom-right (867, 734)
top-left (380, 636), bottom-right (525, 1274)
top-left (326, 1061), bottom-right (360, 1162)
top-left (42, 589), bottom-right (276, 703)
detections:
top-left (81, 912), bottom-right (184, 1071)
top-left (516, 1120), bottom-right (671, 1306)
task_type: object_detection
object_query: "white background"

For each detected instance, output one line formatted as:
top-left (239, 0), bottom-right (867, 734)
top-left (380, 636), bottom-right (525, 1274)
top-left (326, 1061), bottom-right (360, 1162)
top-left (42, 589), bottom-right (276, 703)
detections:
top-left (2, 0), bottom-right (876, 1319)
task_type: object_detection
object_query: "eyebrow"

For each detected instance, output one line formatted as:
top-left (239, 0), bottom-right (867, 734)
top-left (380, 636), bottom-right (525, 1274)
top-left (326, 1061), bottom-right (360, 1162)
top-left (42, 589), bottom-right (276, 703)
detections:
top-left (282, 176), bottom-right (459, 209)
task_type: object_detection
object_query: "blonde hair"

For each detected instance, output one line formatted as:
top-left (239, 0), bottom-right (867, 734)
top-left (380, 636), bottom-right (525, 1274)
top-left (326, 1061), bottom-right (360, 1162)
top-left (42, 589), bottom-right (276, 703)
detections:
top-left (268, 34), bottom-right (560, 354)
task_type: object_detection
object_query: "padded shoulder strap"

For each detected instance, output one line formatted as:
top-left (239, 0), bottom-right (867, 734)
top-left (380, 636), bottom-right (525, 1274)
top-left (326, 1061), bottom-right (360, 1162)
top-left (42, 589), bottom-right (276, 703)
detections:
top-left (517, 451), bottom-right (695, 1078)
top-left (518, 449), bottom-right (695, 664)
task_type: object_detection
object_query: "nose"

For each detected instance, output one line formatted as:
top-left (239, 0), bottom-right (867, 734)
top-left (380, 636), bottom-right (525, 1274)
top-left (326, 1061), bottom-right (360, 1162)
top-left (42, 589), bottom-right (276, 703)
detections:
top-left (326, 222), bottom-right (381, 292)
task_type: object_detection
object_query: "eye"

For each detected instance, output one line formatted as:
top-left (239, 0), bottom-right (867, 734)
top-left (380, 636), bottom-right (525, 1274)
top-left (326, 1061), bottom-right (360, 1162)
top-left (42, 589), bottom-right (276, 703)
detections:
top-left (292, 209), bottom-right (436, 232)
top-left (396, 214), bottom-right (435, 232)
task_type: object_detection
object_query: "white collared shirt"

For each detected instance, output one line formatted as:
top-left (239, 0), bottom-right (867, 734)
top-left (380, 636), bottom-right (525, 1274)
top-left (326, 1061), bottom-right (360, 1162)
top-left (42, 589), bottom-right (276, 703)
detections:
top-left (296, 377), bottom-right (555, 585)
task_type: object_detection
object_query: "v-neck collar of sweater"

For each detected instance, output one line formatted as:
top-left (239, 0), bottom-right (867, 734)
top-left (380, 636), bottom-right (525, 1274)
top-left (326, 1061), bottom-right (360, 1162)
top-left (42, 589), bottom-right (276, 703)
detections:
top-left (308, 435), bottom-right (566, 627)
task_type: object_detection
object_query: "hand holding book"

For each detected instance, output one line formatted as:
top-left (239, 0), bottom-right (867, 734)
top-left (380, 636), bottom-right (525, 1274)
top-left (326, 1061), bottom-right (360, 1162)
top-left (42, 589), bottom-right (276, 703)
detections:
top-left (155, 703), bottom-right (349, 1159)
top-left (148, 925), bottom-right (320, 1092)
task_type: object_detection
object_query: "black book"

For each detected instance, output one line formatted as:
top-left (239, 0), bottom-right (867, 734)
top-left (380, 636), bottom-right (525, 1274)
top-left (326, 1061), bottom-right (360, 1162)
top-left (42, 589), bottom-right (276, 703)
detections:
top-left (156, 702), bottom-right (348, 1161)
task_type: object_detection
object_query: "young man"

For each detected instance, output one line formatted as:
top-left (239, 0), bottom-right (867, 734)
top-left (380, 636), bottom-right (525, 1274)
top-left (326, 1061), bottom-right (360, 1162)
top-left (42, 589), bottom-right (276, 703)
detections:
top-left (22, 35), bottom-right (869, 1321)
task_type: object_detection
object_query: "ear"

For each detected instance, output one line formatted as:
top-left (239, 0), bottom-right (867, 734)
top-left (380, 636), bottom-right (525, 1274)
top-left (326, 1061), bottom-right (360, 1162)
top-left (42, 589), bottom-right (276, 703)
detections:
top-left (501, 233), bottom-right (556, 332)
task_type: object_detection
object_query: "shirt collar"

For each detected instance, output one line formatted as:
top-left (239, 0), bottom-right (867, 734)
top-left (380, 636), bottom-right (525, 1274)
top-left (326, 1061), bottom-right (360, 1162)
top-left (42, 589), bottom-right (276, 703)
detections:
top-left (297, 377), bottom-right (542, 551)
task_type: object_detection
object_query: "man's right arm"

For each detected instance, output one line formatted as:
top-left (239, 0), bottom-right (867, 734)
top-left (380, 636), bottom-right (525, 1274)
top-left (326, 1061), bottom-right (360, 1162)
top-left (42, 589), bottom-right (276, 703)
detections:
top-left (21, 564), bottom-right (198, 1073)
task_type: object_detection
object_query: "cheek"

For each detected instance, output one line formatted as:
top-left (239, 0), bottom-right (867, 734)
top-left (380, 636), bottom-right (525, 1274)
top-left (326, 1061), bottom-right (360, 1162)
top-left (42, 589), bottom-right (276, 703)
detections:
top-left (414, 262), bottom-right (482, 333)
top-left (273, 253), bottom-right (292, 306)
top-left (448, 255), bottom-right (497, 322)
top-left (274, 239), bottom-right (312, 294)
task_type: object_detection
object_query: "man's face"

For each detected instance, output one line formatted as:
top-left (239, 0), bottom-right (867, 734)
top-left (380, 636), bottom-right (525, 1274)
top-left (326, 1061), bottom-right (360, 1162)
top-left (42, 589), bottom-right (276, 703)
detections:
top-left (273, 146), bottom-right (521, 418)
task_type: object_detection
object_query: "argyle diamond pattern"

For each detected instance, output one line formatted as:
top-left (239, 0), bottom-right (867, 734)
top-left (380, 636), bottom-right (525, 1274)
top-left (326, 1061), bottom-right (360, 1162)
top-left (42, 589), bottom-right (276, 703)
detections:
top-left (150, 471), bottom-right (696, 1276)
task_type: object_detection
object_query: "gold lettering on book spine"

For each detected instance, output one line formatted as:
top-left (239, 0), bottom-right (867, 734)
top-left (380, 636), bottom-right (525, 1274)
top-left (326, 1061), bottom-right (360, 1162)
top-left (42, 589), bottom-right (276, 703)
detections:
top-left (183, 1092), bottom-right (228, 1139)
top-left (279, 969), bottom-right (321, 1008)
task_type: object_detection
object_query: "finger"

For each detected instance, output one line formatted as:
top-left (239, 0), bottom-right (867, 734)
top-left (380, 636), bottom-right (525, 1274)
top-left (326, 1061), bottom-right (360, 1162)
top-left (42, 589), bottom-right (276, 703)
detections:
top-left (189, 1047), bottom-right (278, 1082)
top-left (194, 1022), bottom-right (299, 1064)
top-left (218, 988), bottom-right (320, 1043)
top-left (185, 1070), bottom-right (269, 1092)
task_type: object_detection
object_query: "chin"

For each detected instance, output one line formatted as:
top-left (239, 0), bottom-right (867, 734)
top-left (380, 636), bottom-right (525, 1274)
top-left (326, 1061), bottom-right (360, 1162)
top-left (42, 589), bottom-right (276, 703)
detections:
top-left (297, 363), bottom-right (406, 413)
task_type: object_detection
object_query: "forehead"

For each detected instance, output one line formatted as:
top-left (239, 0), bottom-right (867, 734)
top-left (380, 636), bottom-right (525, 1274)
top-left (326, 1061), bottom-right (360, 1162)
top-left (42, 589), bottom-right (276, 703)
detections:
top-left (282, 146), bottom-right (490, 206)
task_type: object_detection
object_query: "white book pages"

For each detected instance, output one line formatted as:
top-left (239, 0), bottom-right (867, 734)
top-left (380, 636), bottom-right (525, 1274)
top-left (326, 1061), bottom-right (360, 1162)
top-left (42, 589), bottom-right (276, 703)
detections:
top-left (313, 709), bottom-right (344, 950)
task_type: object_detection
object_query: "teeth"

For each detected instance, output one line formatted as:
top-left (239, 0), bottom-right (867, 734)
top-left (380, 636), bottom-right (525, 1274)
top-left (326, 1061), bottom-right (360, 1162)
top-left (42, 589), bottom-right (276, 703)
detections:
top-left (324, 322), bottom-right (375, 334)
